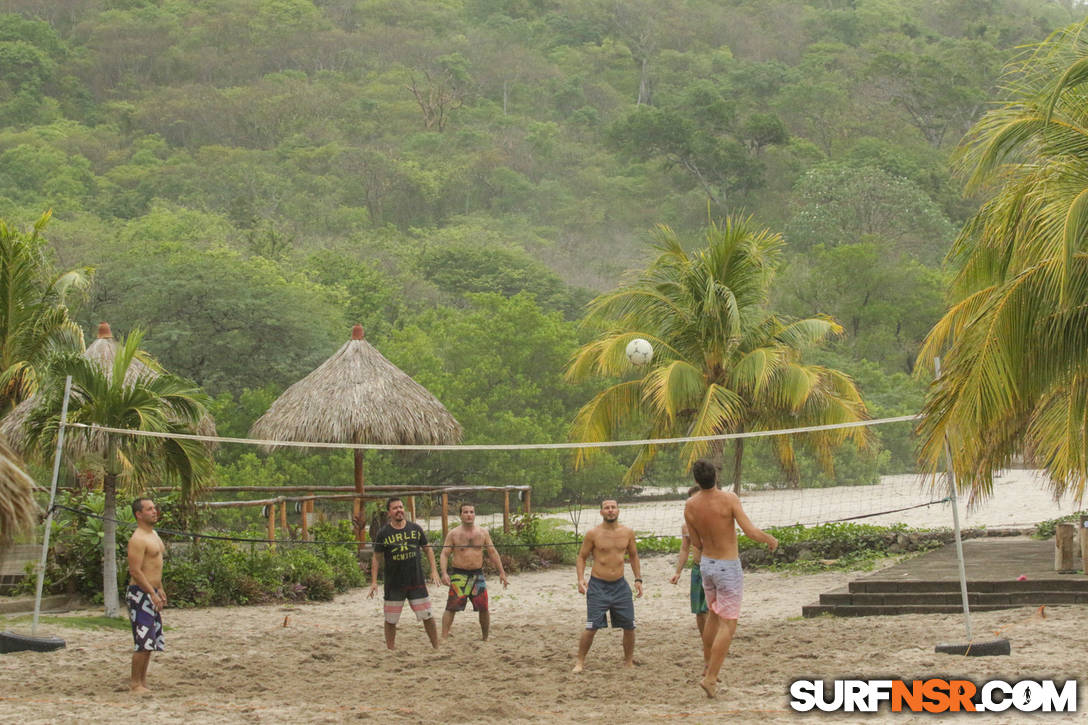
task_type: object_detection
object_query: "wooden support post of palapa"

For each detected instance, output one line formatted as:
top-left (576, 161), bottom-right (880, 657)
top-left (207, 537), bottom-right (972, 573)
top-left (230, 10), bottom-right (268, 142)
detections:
top-left (407, 496), bottom-right (416, 521)
top-left (353, 450), bottom-right (366, 546)
top-left (1055, 522), bottom-right (1076, 572)
top-left (441, 493), bottom-right (449, 539)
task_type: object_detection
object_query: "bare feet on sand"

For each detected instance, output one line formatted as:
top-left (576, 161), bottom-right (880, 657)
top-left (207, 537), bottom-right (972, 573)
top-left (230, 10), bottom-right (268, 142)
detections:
top-left (572, 661), bottom-right (584, 674)
top-left (130, 686), bottom-right (152, 696)
top-left (699, 678), bottom-right (717, 699)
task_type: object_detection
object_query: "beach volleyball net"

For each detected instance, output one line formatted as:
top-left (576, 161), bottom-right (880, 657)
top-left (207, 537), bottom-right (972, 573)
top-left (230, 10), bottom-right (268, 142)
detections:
top-left (48, 411), bottom-right (1075, 550)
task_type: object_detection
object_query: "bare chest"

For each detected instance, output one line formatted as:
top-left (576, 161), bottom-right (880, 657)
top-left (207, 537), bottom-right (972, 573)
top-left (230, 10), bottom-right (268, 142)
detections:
top-left (451, 528), bottom-right (486, 549)
top-left (143, 534), bottom-right (165, 560)
top-left (592, 530), bottom-right (630, 557)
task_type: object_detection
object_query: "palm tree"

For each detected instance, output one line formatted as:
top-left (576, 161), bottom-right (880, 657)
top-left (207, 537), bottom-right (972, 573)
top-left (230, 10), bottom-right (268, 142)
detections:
top-left (0, 211), bottom-right (91, 413)
top-left (0, 437), bottom-right (38, 544)
top-left (567, 217), bottom-right (869, 491)
top-left (916, 20), bottom-right (1088, 504)
top-left (24, 330), bottom-right (212, 617)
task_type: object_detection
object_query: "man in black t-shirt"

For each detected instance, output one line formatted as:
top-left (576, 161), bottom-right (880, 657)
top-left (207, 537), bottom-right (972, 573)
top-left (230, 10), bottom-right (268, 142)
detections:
top-left (368, 497), bottom-right (440, 649)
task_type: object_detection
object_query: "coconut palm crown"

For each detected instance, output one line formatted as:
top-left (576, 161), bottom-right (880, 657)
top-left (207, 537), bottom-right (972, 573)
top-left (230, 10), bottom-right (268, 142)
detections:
top-left (566, 217), bottom-right (869, 490)
top-left (0, 210), bottom-right (91, 413)
top-left (23, 329), bottom-right (212, 616)
top-left (917, 20), bottom-right (1088, 504)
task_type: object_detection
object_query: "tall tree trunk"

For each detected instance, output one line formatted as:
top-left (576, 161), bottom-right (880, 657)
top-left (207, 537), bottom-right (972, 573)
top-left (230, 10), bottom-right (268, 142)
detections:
top-left (732, 437), bottom-right (745, 494)
top-left (354, 449), bottom-right (366, 545)
top-left (637, 57), bottom-right (651, 106)
top-left (102, 469), bottom-right (120, 618)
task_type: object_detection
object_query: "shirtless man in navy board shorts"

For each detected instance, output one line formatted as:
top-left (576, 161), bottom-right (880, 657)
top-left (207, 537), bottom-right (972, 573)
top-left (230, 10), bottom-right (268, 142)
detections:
top-left (684, 459), bottom-right (778, 699)
top-left (127, 497), bottom-right (166, 694)
top-left (572, 499), bottom-right (643, 673)
top-left (439, 502), bottom-right (508, 641)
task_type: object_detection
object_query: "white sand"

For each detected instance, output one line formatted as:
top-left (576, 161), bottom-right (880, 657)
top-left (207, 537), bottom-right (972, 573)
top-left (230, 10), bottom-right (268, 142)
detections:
top-left (1, 553), bottom-right (1085, 723)
top-left (0, 473), bottom-right (1084, 723)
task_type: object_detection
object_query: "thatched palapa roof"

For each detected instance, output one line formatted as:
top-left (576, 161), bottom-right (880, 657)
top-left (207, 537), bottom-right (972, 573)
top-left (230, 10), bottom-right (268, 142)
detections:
top-left (0, 323), bottom-right (217, 456)
top-left (250, 325), bottom-right (462, 446)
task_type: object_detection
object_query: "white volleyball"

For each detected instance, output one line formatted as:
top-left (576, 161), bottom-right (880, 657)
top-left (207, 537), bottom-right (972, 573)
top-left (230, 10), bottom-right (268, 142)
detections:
top-left (625, 338), bottom-right (654, 366)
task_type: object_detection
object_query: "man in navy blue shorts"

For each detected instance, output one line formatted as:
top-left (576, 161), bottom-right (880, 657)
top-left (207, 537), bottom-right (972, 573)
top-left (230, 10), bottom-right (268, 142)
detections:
top-left (572, 499), bottom-right (643, 673)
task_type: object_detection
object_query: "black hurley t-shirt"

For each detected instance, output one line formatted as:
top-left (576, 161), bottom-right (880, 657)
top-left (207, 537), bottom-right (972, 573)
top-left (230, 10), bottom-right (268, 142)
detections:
top-left (373, 521), bottom-right (428, 588)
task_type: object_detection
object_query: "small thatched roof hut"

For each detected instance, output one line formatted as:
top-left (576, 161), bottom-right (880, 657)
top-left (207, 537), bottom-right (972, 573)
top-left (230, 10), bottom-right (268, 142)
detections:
top-left (249, 325), bottom-right (462, 540)
top-left (250, 325), bottom-right (462, 447)
top-left (0, 322), bottom-right (216, 456)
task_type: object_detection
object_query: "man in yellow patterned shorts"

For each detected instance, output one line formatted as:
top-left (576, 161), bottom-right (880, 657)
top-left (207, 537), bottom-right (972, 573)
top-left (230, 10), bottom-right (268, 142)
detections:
top-left (439, 502), bottom-right (508, 641)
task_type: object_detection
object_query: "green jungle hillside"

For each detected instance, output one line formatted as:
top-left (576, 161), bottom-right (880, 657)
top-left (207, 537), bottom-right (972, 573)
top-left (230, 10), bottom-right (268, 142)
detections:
top-left (0, 0), bottom-right (1081, 500)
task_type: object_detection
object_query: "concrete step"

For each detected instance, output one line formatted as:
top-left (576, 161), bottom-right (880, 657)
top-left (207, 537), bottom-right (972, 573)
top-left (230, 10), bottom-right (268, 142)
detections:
top-left (850, 578), bottom-right (1088, 594)
top-left (820, 588), bottom-right (1088, 607)
top-left (802, 602), bottom-right (1023, 617)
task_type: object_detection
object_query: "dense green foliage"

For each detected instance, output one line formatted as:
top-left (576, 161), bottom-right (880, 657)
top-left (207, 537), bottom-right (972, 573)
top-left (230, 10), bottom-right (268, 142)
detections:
top-left (600, 522), bottom-right (951, 572)
top-left (0, 0), bottom-right (1074, 504)
top-left (24, 490), bottom-right (366, 606)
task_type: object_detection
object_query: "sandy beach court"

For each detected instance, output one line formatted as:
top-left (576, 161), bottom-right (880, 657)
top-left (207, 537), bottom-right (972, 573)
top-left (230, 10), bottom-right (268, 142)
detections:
top-left (1, 549), bottom-right (1085, 724)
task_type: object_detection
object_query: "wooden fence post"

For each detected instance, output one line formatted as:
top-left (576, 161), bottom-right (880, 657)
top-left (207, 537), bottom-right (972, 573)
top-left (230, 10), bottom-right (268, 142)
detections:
top-left (441, 493), bottom-right (449, 539)
top-left (280, 500), bottom-right (288, 539)
top-left (407, 496), bottom-right (416, 521)
top-left (300, 498), bottom-right (312, 541)
top-left (1056, 522), bottom-right (1076, 571)
top-left (266, 503), bottom-right (276, 549)
top-left (503, 490), bottom-right (510, 534)
top-left (523, 488), bottom-right (531, 517)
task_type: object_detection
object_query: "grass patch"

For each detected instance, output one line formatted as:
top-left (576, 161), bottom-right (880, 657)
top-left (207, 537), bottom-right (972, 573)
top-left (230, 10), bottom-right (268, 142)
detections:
top-left (1, 614), bottom-right (132, 631)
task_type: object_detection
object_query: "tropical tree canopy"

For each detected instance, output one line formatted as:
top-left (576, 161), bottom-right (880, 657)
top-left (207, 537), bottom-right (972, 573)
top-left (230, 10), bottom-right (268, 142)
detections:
top-left (566, 217), bottom-right (870, 490)
top-left (23, 330), bottom-right (213, 616)
top-left (917, 19), bottom-right (1088, 505)
top-left (0, 210), bottom-right (91, 413)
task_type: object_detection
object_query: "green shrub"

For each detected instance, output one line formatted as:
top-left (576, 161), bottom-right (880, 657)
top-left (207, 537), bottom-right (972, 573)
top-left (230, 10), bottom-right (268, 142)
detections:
top-left (1033, 511), bottom-right (1088, 540)
top-left (319, 546), bottom-right (366, 591)
top-left (635, 535), bottom-right (682, 555)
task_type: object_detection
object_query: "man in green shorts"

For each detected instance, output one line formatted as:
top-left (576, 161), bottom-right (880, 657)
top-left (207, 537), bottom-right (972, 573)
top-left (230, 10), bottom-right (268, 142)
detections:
top-left (670, 486), bottom-right (707, 636)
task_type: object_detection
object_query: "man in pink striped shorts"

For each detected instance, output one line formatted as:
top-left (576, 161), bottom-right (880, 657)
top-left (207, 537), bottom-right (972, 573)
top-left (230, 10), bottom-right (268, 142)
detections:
top-left (684, 460), bottom-right (778, 699)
